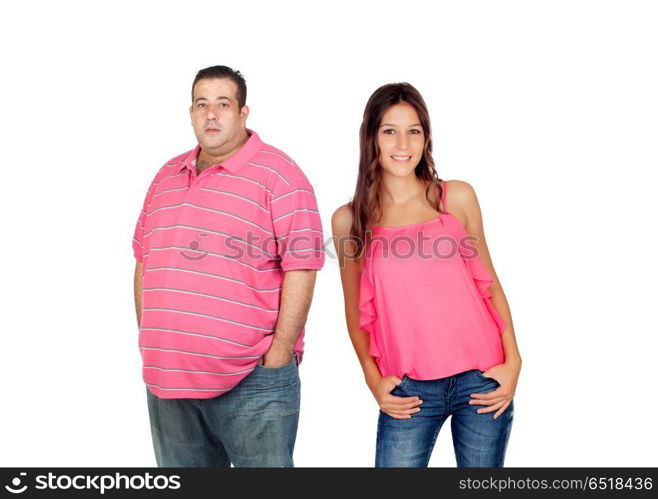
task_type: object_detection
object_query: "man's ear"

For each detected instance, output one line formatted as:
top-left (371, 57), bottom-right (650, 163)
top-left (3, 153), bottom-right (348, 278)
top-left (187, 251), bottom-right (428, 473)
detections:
top-left (240, 105), bottom-right (250, 122)
top-left (189, 105), bottom-right (193, 122)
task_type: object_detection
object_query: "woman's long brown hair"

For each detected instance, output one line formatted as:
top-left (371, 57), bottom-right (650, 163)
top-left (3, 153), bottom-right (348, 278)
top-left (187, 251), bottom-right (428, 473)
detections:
top-left (349, 82), bottom-right (445, 261)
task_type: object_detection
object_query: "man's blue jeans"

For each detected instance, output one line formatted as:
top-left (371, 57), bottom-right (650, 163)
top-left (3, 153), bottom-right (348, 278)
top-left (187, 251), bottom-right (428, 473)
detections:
top-left (376, 369), bottom-right (514, 467)
top-left (146, 355), bottom-right (300, 467)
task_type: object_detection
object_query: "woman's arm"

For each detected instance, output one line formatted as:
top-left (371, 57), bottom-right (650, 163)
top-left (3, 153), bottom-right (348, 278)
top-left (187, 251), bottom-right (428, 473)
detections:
top-left (450, 180), bottom-right (521, 418)
top-left (331, 204), bottom-right (423, 419)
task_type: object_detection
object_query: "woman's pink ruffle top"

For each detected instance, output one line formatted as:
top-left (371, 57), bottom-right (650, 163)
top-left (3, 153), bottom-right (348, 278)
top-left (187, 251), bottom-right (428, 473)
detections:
top-left (359, 181), bottom-right (506, 380)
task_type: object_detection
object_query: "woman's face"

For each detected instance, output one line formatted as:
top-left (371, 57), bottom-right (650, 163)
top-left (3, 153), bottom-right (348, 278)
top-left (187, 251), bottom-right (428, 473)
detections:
top-left (377, 102), bottom-right (425, 177)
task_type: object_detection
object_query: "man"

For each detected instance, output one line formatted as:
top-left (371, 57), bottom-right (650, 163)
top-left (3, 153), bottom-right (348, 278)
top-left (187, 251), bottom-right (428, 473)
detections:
top-left (132, 65), bottom-right (324, 467)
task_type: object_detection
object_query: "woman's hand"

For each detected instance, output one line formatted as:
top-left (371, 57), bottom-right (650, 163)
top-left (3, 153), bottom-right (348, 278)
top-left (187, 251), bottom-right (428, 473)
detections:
top-left (368, 375), bottom-right (423, 419)
top-left (469, 361), bottom-right (521, 419)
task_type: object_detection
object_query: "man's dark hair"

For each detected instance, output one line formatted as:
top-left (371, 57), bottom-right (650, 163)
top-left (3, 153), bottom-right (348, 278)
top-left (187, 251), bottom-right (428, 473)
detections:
top-left (191, 65), bottom-right (247, 108)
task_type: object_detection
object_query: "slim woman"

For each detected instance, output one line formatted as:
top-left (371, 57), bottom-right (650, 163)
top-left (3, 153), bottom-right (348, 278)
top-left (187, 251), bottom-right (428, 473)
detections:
top-left (331, 83), bottom-right (522, 467)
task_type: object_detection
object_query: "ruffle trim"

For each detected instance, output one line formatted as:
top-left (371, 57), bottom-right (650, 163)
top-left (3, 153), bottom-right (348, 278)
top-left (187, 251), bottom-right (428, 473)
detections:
top-left (358, 240), bottom-right (382, 360)
top-left (459, 240), bottom-right (507, 335)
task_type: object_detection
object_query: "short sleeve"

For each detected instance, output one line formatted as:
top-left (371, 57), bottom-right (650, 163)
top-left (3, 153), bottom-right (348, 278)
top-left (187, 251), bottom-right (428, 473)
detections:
top-left (132, 178), bottom-right (156, 262)
top-left (269, 173), bottom-right (325, 272)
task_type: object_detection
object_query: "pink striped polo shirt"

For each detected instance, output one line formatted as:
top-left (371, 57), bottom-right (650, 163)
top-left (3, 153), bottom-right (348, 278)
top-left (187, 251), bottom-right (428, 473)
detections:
top-left (132, 129), bottom-right (325, 399)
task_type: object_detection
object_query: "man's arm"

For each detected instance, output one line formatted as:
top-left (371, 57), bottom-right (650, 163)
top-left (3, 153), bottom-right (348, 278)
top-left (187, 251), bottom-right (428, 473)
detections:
top-left (134, 260), bottom-right (143, 327)
top-left (262, 269), bottom-right (317, 367)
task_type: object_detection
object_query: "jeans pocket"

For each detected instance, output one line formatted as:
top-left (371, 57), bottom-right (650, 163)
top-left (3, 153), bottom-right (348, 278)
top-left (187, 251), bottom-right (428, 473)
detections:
top-left (256, 353), bottom-right (297, 372)
top-left (250, 354), bottom-right (299, 389)
top-left (391, 375), bottom-right (409, 396)
top-left (474, 369), bottom-right (499, 385)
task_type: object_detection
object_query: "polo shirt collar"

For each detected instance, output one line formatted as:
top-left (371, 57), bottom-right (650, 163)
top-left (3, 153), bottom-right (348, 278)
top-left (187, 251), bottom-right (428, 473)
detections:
top-left (178, 128), bottom-right (263, 174)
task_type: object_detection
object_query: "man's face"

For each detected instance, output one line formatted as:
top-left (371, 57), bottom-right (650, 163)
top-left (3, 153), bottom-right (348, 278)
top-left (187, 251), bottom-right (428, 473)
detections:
top-left (189, 77), bottom-right (249, 157)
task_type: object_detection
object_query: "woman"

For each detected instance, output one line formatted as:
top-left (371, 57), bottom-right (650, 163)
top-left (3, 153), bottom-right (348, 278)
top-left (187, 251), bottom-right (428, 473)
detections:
top-left (331, 83), bottom-right (522, 467)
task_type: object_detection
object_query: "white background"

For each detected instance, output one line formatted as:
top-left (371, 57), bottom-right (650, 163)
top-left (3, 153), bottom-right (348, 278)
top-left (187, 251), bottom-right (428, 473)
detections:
top-left (1, 0), bottom-right (657, 467)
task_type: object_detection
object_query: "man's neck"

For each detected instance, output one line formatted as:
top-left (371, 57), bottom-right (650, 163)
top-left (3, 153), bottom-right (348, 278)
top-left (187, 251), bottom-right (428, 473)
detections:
top-left (196, 131), bottom-right (249, 175)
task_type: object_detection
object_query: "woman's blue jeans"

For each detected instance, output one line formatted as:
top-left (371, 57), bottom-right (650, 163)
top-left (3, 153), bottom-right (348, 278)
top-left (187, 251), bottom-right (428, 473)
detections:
top-left (376, 369), bottom-right (514, 467)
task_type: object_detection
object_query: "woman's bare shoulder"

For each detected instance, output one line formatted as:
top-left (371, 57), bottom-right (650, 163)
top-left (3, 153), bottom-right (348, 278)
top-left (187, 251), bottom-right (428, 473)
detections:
top-left (331, 203), bottom-right (354, 236)
top-left (443, 179), bottom-right (478, 208)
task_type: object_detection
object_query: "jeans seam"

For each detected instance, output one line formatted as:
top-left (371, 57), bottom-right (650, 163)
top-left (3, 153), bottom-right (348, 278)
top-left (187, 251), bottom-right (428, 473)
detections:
top-left (427, 423), bottom-right (442, 464)
top-left (375, 415), bottom-right (383, 467)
